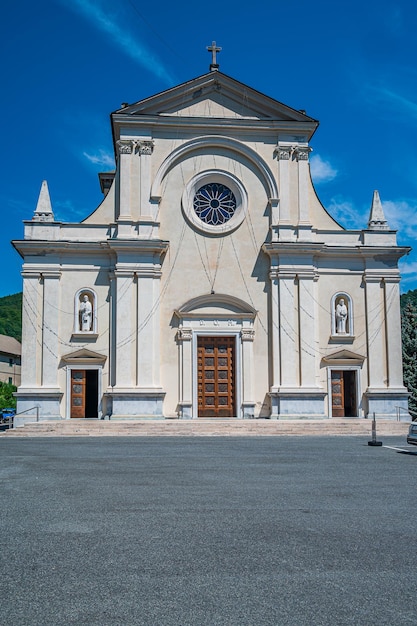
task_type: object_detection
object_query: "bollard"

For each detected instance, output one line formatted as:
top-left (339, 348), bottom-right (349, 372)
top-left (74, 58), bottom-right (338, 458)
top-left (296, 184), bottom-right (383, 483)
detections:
top-left (368, 412), bottom-right (382, 446)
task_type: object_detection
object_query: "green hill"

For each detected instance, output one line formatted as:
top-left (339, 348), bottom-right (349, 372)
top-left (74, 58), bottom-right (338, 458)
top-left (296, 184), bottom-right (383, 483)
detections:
top-left (401, 288), bottom-right (417, 309)
top-left (0, 292), bottom-right (22, 342)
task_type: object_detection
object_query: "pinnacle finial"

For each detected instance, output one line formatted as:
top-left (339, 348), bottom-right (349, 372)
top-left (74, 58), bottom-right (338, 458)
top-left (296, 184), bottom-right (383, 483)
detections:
top-left (33, 180), bottom-right (54, 222)
top-left (368, 190), bottom-right (389, 230)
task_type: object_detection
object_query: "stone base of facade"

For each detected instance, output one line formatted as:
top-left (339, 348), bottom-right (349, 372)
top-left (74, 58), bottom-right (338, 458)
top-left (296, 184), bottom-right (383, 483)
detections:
top-left (14, 388), bottom-right (63, 426)
top-left (364, 388), bottom-right (410, 420)
top-left (106, 388), bottom-right (165, 419)
top-left (269, 388), bottom-right (327, 420)
top-left (177, 402), bottom-right (193, 419)
top-left (177, 402), bottom-right (255, 419)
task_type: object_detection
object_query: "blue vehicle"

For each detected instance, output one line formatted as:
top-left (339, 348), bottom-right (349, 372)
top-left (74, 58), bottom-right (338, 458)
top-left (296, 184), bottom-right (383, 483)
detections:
top-left (407, 422), bottom-right (417, 445)
top-left (1, 408), bottom-right (15, 424)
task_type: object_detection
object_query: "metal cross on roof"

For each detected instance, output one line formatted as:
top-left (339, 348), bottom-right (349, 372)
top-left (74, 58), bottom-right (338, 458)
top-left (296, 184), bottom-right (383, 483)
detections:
top-left (207, 41), bottom-right (222, 71)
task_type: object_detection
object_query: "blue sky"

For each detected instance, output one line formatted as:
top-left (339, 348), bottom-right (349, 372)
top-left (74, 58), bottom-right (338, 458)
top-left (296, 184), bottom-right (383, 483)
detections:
top-left (1, 0), bottom-right (417, 297)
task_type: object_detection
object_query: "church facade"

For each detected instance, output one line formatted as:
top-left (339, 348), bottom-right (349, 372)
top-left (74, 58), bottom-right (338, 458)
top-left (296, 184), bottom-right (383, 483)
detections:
top-left (13, 66), bottom-right (409, 424)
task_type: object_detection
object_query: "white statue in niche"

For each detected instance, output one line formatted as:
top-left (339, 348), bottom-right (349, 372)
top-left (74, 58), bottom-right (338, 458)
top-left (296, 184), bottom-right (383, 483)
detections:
top-left (79, 294), bottom-right (92, 331)
top-left (335, 298), bottom-right (348, 334)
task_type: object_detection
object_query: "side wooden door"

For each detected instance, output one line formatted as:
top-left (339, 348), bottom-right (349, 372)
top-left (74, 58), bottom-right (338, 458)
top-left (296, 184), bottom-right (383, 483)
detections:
top-left (71, 369), bottom-right (86, 418)
top-left (197, 337), bottom-right (235, 417)
top-left (331, 370), bottom-right (345, 417)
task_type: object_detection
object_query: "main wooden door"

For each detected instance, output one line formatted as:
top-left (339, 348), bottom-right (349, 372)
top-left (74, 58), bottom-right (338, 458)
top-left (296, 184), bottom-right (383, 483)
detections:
top-left (70, 369), bottom-right (98, 418)
top-left (197, 337), bottom-right (236, 417)
top-left (71, 370), bottom-right (86, 418)
top-left (331, 370), bottom-right (357, 417)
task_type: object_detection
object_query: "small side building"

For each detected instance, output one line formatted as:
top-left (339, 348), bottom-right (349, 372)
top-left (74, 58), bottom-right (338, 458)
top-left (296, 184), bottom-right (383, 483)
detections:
top-left (0, 334), bottom-right (21, 386)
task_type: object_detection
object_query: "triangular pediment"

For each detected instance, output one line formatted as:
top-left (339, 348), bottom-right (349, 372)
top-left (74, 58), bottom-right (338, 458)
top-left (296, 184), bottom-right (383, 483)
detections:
top-left (322, 349), bottom-right (365, 364)
top-left (112, 72), bottom-right (318, 125)
top-left (61, 348), bottom-right (107, 364)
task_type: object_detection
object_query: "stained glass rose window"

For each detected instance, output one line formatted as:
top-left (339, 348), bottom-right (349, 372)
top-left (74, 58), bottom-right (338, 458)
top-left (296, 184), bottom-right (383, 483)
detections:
top-left (193, 183), bottom-right (236, 225)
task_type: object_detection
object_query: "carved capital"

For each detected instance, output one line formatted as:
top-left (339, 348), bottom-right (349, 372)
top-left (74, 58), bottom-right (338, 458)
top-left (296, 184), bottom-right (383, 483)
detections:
top-left (177, 328), bottom-right (193, 341)
top-left (117, 140), bottom-right (133, 155)
top-left (136, 140), bottom-right (154, 156)
top-left (276, 146), bottom-right (291, 160)
top-left (294, 146), bottom-right (312, 161)
top-left (241, 329), bottom-right (255, 342)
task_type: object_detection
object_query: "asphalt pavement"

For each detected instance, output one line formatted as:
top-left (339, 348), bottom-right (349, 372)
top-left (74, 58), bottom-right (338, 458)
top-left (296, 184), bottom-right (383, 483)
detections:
top-left (1, 436), bottom-right (416, 625)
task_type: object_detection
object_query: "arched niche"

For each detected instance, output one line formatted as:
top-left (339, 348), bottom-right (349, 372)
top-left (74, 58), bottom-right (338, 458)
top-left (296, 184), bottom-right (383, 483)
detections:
top-left (331, 292), bottom-right (353, 338)
top-left (74, 288), bottom-right (98, 336)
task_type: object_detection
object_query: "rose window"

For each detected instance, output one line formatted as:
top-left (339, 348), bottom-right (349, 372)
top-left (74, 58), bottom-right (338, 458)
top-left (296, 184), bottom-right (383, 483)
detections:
top-left (193, 183), bottom-right (237, 226)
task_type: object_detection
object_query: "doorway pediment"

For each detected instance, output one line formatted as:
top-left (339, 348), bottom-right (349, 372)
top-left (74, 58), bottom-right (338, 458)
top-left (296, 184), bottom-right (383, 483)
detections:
top-left (61, 348), bottom-right (107, 365)
top-left (322, 349), bottom-right (365, 365)
top-left (175, 293), bottom-right (257, 319)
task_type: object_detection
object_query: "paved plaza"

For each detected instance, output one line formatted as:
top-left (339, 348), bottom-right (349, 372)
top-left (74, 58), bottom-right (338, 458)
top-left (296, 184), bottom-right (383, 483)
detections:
top-left (1, 436), bottom-right (416, 625)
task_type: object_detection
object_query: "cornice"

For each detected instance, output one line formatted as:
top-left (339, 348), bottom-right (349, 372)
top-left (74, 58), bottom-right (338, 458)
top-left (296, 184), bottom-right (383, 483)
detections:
top-left (12, 239), bottom-right (170, 261)
top-left (106, 240), bottom-right (169, 255)
top-left (262, 241), bottom-right (411, 260)
top-left (112, 113), bottom-right (317, 136)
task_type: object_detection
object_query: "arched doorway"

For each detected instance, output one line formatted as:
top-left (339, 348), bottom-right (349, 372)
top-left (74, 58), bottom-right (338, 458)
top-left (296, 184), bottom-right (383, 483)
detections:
top-left (175, 294), bottom-right (256, 419)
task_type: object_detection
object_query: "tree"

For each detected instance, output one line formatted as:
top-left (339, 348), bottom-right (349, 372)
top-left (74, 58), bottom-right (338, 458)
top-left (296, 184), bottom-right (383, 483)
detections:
top-left (0, 292), bottom-right (22, 341)
top-left (401, 300), bottom-right (417, 415)
top-left (0, 381), bottom-right (17, 411)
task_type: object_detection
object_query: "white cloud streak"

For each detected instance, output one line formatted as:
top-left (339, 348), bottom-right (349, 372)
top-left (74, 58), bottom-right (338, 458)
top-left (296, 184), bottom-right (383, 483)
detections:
top-left (60, 0), bottom-right (174, 84)
top-left (382, 199), bottom-right (417, 239)
top-left (83, 149), bottom-right (115, 168)
top-left (326, 197), bottom-right (364, 229)
top-left (310, 154), bottom-right (338, 184)
top-left (368, 85), bottom-right (417, 119)
top-left (326, 195), bottom-right (417, 242)
top-left (54, 199), bottom-right (87, 221)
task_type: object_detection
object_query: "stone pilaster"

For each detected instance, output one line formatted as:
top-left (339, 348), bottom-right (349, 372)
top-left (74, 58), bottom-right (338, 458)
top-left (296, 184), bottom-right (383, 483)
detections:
top-left (108, 273), bottom-right (116, 388)
top-left (364, 275), bottom-right (386, 389)
top-left (241, 328), bottom-right (255, 418)
top-left (116, 140), bottom-right (133, 237)
top-left (20, 271), bottom-right (41, 387)
top-left (269, 268), bottom-right (281, 388)
top-left (177, 328), bottom-right (193, 419)
top-left (295, 146), bottom-right (312, 239)
top-left (41, 271), bottom-right (61, 387)
top-left (128, 140), bottom-right (154, 223)
top-left (364, 274), bottom-right (409, 418)
top-left (114, 269), bottom-right (136, 387)
top-left (136, 264), bottom-right (162, 388)
top-left (116, 141), bottom-right (133, 219)
top-left (274, 145), bottom-right (293, 241)
top-left (384, 277), bottom-right (406, 388)
top-left (278, 271), bottom-right (298, 388)
top-left (298, 273), bottom-right (317, 387)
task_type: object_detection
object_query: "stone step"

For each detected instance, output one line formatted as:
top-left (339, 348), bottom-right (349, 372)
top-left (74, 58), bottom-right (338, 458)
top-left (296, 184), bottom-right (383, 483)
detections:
top-left (1, 418), bottom-right (410, 437)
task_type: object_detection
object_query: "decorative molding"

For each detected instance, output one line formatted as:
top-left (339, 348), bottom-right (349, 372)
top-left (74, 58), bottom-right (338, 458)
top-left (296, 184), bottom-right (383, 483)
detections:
top-left (269, 268), bottom-right (298, 281)
top-left (117, 139), bottom-right (154, 155)
top-left (294, 147), bottom-right (312, 161)
top-left (276, 146), bottom-right (291, 160)
top-left (136, 140), bottom-right (154, 155)
top-left (151, 135), bottom-right (279, 202)
top-left (117, 140), bottom-right (133, 155)
top-left (177, 328), bottom-right (193, 341)
top-left (175, 293), bottom-right (257, 317)
top-left (241, 329), bottom-right (255, 342)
